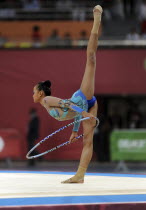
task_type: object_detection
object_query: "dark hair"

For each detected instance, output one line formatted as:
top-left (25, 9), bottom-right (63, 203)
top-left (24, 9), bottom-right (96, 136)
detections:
top-left (37, 80), bottom-right (51, 96)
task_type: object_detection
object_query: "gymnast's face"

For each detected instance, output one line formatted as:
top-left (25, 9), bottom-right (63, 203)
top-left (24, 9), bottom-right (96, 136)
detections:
top-left (33, 85), bottom-right (42, 103)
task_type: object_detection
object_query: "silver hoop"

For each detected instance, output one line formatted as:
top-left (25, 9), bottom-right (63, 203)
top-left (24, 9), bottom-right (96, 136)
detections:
top-left (26, 117), bottom-right (99, 159)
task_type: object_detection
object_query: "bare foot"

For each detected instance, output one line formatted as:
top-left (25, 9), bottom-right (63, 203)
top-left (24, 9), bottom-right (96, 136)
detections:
top-left (93, 5), bottom-right (103, 23)
top-left (93, 5), bottom-right (103, 14)
top-left (61, 176), bottom-right (84, 184)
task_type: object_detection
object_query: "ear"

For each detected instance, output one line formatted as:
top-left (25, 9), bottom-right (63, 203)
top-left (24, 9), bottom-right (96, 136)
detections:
top-left (39, 90), bottom-right (44, 97)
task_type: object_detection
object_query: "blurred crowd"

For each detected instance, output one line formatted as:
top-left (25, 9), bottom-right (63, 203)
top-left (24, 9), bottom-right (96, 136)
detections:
top-left (0, 23), bottom-right (89, 48)
top-left (0, 0), bottom-right (146, 20)
top-left (0, 0), bottom-right (146, 46)
top-left (31, 26), bottom-right (88, 47)
top-left (0, 0), bottom-right (146, 21)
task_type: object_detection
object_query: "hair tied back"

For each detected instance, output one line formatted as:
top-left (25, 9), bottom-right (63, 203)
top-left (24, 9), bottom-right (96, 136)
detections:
top-left (43, 80), bottom-right (51, 88)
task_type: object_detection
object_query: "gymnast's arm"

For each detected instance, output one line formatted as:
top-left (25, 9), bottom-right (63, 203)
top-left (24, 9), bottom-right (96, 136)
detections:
top-left (43, 96), bottom-right (84, 113)
top-left (43, 96), bottom-right (95, 119)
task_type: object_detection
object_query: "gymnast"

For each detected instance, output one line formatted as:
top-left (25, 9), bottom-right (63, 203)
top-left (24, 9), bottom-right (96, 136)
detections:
top-left (32, 5), bottom-right (103, 183)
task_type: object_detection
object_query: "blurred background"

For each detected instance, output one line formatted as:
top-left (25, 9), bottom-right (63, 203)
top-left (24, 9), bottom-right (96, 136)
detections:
top-left (0, 0), bottom-right (146, 173)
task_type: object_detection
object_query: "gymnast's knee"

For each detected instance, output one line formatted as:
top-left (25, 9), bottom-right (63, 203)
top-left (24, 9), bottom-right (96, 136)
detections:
top-left (83, 138), bottom-right (93, 147)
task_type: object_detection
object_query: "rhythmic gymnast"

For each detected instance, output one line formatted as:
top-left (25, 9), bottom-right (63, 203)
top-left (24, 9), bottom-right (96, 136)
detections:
top-left (33, 5), bottom-right (103, 183)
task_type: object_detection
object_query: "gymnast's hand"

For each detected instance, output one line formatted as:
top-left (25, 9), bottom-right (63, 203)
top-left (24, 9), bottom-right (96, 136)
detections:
top-left (69, 131), bottom-right (78, 144)
top-left (82, 111), bottom-right (95, 120)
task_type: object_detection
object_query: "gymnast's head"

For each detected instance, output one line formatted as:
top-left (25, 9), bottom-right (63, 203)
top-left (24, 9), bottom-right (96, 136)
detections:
top-left (33, 80), bottom-right (51, 103)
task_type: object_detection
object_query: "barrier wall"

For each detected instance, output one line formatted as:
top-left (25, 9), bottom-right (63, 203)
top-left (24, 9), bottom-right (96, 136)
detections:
top-left (0, 21), bottom-right (94, 41)
top-left (0, 49), bottom-right (146, 160)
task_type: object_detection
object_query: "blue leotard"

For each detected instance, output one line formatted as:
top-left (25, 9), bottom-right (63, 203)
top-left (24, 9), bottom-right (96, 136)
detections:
top-left (48, 89), bottom-right (96, 132)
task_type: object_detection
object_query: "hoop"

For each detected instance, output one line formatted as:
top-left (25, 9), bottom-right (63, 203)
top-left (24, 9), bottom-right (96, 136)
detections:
top-left (26, 117), bottom-right (99, 159)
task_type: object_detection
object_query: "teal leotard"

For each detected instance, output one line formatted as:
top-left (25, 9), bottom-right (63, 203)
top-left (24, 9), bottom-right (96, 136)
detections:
top-left (48, 89), bottom-right (96, 132)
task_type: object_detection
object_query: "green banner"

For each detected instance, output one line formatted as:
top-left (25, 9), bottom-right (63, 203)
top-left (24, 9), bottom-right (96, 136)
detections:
top-left (110, 130), bottom-right (146, 161)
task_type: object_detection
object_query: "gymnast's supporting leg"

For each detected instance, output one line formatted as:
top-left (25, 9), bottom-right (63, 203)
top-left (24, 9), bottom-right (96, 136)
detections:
top-left (76, 102), bottom-right (98, 179)
top-left (61, 6), bottom-right (102, 184)
top-left (62, 102), bottom-right (98, 183)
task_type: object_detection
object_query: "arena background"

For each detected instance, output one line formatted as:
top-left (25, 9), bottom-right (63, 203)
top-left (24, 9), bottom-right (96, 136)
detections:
top-left (1, 0), bottom-right (146, 209)
top-left (0, 48), bottom-right (146, 160)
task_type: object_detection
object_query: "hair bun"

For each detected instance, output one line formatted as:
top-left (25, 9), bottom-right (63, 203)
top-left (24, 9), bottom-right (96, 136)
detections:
top-left (43, 80), bottom-right (51, 88)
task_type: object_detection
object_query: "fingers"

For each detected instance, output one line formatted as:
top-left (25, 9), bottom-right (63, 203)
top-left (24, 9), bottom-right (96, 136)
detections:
top-left (69, 139), bottom-right (73, 144)
top-left (87, 115), bottom-right (96, 121)
top-left (83, 116), bottom-right (97, 128)
top-left (69, 136), bottom-right (78, 144)
top-left (69, 136), bottom-right (75, 144)
top-left (83, 117), bottom-right (94, 125)
top-left (90, 115), bottom-right (95, 120)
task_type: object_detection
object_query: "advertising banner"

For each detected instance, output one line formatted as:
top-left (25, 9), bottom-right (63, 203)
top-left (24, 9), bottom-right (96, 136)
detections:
top-left (110, 130), bottom-right (146, 161)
